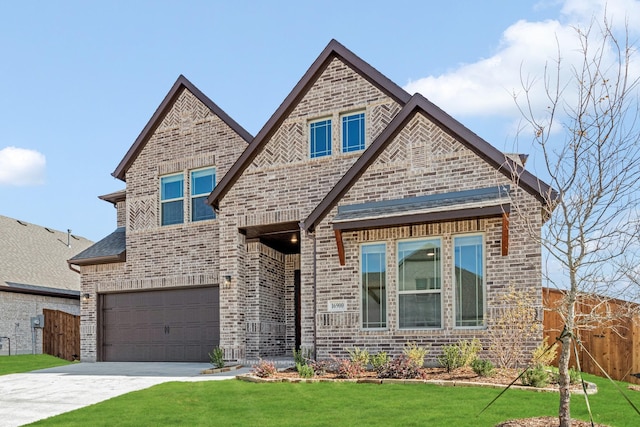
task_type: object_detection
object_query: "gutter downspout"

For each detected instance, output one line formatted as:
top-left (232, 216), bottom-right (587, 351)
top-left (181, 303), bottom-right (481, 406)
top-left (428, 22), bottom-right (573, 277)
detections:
top-left (67, 262), bottom-right (81, 274)
top-left (311, 230), bottom-right (317, 360)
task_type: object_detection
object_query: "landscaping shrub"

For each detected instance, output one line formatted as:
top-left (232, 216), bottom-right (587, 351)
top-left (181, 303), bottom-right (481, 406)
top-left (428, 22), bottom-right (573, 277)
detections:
top-left (521, 365), bottom-right (550, 388)
top-left (438, 345), bottom-right (464, 373)
top-left (458, 338), bottom-right (482, 367)
top-left (296, 362), bottom-right (314, 378)
top-left (370, 351), bottom-right (390, 371)
top-left (252, 359), bottom-right (277, 378)
top-left (334, 358), bottom-right (364, 379)
top-left (402, 342), bottom-right (429, 367)
top-left (208, 346), bottom-right (225, 369)
top-left (531, 336), bottom-right (558, 367)
top-left (346, 347), bottom-right (370, 370)
top-left (471, 359), bottom-right (495, 377)
top-left (292, 348), bottom-right (311, 366)
top-left (309, 360), bottom-right (330, 376)
top-left (377, 355), bottom-right (427, 380)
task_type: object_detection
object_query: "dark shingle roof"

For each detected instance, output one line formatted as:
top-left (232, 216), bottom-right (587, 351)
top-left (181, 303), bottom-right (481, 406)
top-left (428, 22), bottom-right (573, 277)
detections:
top-left (0, 215), bottom-right (94, 291)
top-left (68, 227), bottom-right (126, 266)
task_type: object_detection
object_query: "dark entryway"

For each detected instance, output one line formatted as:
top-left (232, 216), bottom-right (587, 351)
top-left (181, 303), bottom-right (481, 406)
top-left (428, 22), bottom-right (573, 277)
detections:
top-left (294, 270), bottom-right (301, 350)
top-left (100, 286), bottom-right (219, 362)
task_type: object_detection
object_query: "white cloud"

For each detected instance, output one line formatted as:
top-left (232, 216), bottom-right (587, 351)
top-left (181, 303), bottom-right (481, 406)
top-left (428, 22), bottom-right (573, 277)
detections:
top-left (0, 146), bottom-right (46, 186)
top-left (403, 0), bottom-right (640, 120)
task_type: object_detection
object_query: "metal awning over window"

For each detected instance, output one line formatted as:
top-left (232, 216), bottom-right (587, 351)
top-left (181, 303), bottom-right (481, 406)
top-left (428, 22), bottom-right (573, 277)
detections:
top-left (330, 186), bottom-right (511, 265)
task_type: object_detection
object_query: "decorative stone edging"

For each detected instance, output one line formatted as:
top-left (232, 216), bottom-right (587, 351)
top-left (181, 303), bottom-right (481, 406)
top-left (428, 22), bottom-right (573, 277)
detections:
top-left (236, 374), bottom-right (598, 394)
top-left (201, 365), bottom-right (244, 375)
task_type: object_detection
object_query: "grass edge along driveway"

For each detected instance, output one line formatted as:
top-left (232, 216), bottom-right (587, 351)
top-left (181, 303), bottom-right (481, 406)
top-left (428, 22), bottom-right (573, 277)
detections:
top-left (0, 354), bottom-right (71, 376)
top-left (29, 373), bottom-right (640, 426)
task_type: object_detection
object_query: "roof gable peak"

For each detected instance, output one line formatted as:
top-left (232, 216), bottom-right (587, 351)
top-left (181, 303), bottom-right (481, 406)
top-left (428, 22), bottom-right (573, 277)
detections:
top-left (112, 75), bottom-right (252, 181)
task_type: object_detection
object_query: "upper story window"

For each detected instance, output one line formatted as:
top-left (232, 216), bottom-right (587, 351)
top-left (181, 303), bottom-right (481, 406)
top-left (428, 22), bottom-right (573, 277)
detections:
top-left (309, 119), bottom-right (332, 158)
top-left (160, 174), bottom-right (184, 226)
top-left (191, 168), bottom-right (216, 222)
top-left (361, 243), bottom-right (387, 329)
top-left (398, 239), bottom-right (442, 329)
top-left (454, 234), bottom-right (485, 328)
top-left (342, 112), bottom-right (365, 153)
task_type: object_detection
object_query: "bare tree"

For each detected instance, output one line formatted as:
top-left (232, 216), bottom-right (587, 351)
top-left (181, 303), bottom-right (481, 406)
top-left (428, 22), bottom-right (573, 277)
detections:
top-left (511, 17), bottom-right (640, 427)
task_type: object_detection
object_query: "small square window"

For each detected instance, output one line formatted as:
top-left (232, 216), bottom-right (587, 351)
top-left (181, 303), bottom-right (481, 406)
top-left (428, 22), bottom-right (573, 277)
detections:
top-left (160, 174), bottom-right (184, 226)
top-left (342, 112), bottom-right (365, 153)
top-left (191, 168), bottom-right (216, 222)
top-left (310, 119), bottom-right (332, 158)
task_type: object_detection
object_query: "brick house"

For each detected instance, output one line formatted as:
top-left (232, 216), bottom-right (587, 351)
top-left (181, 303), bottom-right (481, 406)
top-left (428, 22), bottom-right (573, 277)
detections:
top-left (70, 40), bottom-right (552, 363)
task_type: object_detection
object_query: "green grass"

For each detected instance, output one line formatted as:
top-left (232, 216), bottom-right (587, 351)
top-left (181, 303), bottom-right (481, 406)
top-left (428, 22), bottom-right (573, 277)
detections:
top-left (0, 354), bottom-right (71, 375)
top-left (30, 374), bottom-right (640, 426)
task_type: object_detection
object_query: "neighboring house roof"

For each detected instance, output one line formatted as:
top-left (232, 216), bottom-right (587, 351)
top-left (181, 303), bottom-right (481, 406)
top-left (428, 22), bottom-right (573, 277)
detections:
top-left (112, 75), bottom-right (253, 182)
top-left (207, 39), bottom-right (412, 210)
top-left (301, 93), bottom-right (556, 233)
top-left (68, 227), bottom-right (126, 266)
top-left (0, 215), bottom-right (94, 292)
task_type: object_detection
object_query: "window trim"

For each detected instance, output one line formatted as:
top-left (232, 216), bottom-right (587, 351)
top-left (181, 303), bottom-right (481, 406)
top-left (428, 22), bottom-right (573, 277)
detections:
top-left (360, 242), bottom-right (388, 330)
top-left (341, 111), bottom-right (366, 153)
top-left (190, 167), bottom-right (216, 222)
top-left (160, 173), bottom-right (185, 226)
top-left (309, 117), bottom-right (333, 159)
top-left (452, 233), bottom-right (486, 329)
top-left (396, 237), bottom-right (443, 330)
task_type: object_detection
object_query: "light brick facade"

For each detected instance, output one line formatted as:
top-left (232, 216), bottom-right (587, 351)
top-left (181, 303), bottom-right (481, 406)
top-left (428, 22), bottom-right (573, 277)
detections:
top-left (78, 41), bottom-right (547, 364)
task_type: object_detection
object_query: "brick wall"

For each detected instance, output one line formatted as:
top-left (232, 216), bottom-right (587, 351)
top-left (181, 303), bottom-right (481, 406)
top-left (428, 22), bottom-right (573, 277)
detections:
top-left (0, 292), bottom-right (79, 356)
top-left (79, 87), bottom-right (247, 362)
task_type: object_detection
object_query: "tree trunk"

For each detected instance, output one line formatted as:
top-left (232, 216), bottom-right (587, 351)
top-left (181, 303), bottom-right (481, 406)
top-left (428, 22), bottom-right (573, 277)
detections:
top-left (558, 298), bottom-right (576, 427)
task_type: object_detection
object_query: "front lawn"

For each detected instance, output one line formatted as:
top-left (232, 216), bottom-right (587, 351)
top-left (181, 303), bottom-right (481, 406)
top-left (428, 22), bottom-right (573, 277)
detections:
top-left (29, 373), bottom-right (640, 426)
top-left (0, 354), bottom-right (71, 376)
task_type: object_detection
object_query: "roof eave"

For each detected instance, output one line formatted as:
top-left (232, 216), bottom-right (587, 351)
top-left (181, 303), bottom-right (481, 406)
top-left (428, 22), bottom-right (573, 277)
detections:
top-left (67, 252), bottom-right (126, 266)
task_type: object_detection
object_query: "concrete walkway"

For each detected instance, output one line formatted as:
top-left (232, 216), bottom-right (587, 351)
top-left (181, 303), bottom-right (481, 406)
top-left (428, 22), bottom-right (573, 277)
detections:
top-left (0, 362), bottom-right (252, 427)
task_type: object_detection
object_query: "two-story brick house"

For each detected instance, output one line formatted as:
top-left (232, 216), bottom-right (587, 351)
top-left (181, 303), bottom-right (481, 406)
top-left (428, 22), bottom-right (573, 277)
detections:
top-left (70, 40), bottom-right (552, 363)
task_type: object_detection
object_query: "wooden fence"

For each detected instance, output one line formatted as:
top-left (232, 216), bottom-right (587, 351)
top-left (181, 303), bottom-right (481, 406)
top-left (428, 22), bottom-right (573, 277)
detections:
top-left (543, 288), bottom-right (640, 385)
top-left (43, 309), bottom-right (80, 361)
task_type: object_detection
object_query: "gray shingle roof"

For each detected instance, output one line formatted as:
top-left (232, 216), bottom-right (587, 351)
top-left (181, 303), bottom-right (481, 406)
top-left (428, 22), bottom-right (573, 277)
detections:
top-left (68, 227), bottom-right (125, 265)
top-left (0, 215), bottom-right (94, 291)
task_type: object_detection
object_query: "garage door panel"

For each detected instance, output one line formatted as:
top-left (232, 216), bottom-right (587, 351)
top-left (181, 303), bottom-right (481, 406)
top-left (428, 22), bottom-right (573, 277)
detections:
top-left (101, 286), bottom-right (219, 362)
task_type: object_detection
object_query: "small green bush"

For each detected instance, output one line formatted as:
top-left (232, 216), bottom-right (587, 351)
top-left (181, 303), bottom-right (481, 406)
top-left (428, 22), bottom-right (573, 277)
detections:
top-left (438, 345), bottom-right (463, 373)
top-left (296, 362), bottom-right (314, 378)
top-left (346, 347), bottom-right (370, 369)
top-left (208, 347), bottom-right (225, 369)
top-left (569, 367), bottom-right (581, 384)
top-left (458, 338), bottom-right (482, 367)
top-left (370, 351), bottom-right (390, 370)
top-left (521, 365), bottom-right (550, 388)
top-left (470, 359), bottom-right (495, 377)
top-left (252, 359), bottom-right (277, 378)
top-left (292, 348), bottom-right (311, 366)
top-left (403, 342), bottom-right (429, 367)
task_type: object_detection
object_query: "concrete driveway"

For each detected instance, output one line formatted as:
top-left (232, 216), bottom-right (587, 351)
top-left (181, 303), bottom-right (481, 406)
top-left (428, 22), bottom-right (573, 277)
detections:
top-left (0, 362), bottom-right (251, 427)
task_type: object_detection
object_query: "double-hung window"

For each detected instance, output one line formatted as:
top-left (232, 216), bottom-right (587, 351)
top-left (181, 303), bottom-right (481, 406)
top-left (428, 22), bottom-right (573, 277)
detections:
top-left (454, 235), bottom-right (485, 327)
top-left (398, 239), bottom-right (442, 328)
top-left (309, 119), bottom-right (332, 158)
top-left (191, 168), bottom-right (216, 221)
top-left (341, 112), bottom-right (365, 153)
top-left (361, 243), bottom-right (386, 329)
top-left (160, 174), bottom-right (184, 226)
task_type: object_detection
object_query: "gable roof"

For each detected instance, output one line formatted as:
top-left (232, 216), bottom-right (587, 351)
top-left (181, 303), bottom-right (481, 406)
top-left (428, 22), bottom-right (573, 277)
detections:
top-left (207, 39), bottom-right (412, 210)
top-left (68, 227), bottom-right (126, 266)
top-left (301, 93), bottom-right (555, 233)
top-left (112, 75), bottom-right (253, 182)
top-left (0, 215), bottom-right (94, 292)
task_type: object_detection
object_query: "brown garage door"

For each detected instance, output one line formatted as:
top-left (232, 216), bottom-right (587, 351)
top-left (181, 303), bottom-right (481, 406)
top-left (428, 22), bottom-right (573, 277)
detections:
top-left (101, 286), bottom-right (219, 362)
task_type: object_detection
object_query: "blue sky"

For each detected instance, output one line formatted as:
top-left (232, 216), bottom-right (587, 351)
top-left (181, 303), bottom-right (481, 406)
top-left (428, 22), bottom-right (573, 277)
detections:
top-left (1, 0), bottom-right (638, 242)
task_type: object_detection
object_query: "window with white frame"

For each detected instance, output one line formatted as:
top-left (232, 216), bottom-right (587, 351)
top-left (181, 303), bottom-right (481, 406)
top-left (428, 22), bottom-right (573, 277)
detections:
top-left (309, 118), bottom-right (332, 158)
top-left (361, 243), bottom-right (386, 329)
top-left (398, 239), bottom-right (442, 328)
top-left (341, 112), bottom-right (365, 153)
top-left (160, 174), bottom-right (184, 226)
top-left (454, 234), bottom-right (485, 327)
top-left (191, 167), bottom-right (216, 222)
